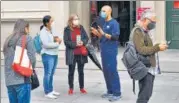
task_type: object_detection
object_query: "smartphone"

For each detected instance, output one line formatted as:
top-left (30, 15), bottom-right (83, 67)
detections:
top-left (53, 36), bottom-right (59, 42)
top-left (167, 41), bottom-right (171, 45)
top-left (76, 35), bottom-right (81, 44)
top-left (91, 22), bottom-right (99, 29)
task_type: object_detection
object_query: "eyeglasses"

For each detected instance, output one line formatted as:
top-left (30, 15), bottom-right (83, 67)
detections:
top-left (146, 18), bottom-right (156, 23)
top-left (101, 10), bottom-right (106, 13)
top-left (73, 18), bottom-right (80, 20)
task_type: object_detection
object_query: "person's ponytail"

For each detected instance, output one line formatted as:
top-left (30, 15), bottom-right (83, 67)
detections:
top-left (40, 25), bottom-right (44, 30)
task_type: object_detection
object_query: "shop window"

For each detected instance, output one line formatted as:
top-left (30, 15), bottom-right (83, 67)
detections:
top-left (174, 1), bottom-right (179, 9)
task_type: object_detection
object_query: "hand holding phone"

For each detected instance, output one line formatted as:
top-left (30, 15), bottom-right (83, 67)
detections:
top-left (54, 36), bottom-right (61, 44)
top-left (91, 22), bottom-right (99, 29)
top-left (159, 43), bottom-right (168, 51)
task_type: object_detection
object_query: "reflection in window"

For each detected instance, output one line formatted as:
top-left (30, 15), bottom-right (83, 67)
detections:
top-left (174, 1), bottom-right (179, 9)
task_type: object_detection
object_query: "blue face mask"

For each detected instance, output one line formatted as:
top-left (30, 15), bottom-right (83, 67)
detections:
top-left (100, 11), bottom-right (107, 19)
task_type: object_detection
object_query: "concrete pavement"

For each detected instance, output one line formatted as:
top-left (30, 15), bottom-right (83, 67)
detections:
top-left (1, 68), bottom-right (179, 103)
top-left (1, 49), bottom-right (179, 103)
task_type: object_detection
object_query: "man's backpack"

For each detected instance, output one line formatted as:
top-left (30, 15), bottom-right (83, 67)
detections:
top-left (121, 26), bottom-right (150, 94)
top-left (33, 33), bottom-right (42, 54)
top-left (122, 42), bottom-right (148, 81)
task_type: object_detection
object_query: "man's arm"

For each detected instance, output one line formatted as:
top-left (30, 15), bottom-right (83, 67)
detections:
top-left (98, 21), bottom-right (120, 41)
top-left (133, 29), bottom-right (160, 55)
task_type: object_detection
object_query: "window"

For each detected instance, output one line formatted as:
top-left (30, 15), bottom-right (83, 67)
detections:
top-left (174, 1), bottom-right (179, 9)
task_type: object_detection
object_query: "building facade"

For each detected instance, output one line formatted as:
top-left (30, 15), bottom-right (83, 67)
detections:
top-left (141, 1), bottom-right (179, 49)
top-left (1, 1), bottom-right (179, 49)
top-left (1, 1), bottom-right (90, 50)
top-left (91, 1), bottom-right (179, 49)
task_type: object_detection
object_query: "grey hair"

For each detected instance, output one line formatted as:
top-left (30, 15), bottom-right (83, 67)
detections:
top-left (3, 19), bottom-right (29, 54)
top-left (140, 9), bottom-right (156, 20)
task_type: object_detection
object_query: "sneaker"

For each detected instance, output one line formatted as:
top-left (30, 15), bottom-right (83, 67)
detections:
top-left (52, 91), bottom-right (60, 96)
top-left (45, 92), bottom-right (57, 99)
top-left (80, 88), bottom-right (87, 94)
top-left (68, 89), bottom-right (74, 95)
top-left (108, 95), bottom-right (121, 102)
top-left (101, 93), bottom-right (113, 98)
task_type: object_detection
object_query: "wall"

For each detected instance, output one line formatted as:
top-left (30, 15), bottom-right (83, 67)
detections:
top-left (48, 1), bottom-right (69, 50)
top-left (1, 1), bottom-right (90, 51)
top-left (1, 1), bottom-right (50, 50)
top-left (155, 1), bottom-right (166, 43)
top-left (140, 1), bottom-right (166, 44)
top-left (69, 1), bottom-right (90, 36)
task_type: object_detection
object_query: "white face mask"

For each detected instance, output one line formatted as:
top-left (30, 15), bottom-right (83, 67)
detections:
top-left (73, 20), bottom-right (79, 26)
top-left (51, 22), bottom-right (55, 27)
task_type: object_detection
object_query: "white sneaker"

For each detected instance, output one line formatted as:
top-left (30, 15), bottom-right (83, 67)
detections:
top-left (52, 91), bottom-right (60, 96)
top-left (45, 92), bottom-right (57, 99)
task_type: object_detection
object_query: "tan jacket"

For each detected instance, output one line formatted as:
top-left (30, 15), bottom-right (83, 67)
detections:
top-left (132, 25), bottom-right (160, 67)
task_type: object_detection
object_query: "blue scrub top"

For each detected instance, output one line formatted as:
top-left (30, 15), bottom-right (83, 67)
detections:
top-left (100, 18), bottom-right (120, 51)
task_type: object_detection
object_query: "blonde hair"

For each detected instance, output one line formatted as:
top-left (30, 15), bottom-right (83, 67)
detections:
top-left (68, 14), bottom-right (80, 31)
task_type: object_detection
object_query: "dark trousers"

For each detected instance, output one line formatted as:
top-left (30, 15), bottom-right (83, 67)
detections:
top-left (137, 73), bottom-right (155, 103)
top-left (68, 55), bottom-right (85, 89)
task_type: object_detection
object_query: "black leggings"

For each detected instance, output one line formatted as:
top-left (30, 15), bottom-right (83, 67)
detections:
top-left (68, 56), bottom-right (85, 89)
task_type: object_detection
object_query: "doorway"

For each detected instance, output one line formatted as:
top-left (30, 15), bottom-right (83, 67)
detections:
top-left (90, 1), bottom-right (136, 46)
top-left (166, 1), bottom-right (179, 49)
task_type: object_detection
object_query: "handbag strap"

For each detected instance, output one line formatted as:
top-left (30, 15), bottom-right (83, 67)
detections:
top-left (19, 35), bottom-right (26, 65)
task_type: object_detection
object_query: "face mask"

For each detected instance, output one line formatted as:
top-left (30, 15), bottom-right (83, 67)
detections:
top-left (51, 22), bottom-right (55, 27)
top-left (100, 11), bottom-right (107, 19)
top-left (73, 20), bottom-right (79, 26)
top-left (147, 22), bottom-right (156, 30)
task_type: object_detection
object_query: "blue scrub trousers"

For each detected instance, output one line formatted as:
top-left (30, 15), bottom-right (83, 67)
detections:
top-left (101, 44), bottom-right (121, 96)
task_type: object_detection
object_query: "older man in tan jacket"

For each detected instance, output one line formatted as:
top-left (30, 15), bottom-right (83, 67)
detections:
top-left (131, 10), bottom-right (168, 103)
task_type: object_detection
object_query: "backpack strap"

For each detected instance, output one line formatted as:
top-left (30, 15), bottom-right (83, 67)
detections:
top-left (133, 79), bottom-right (136, 94)
top-left (129, 26), bottom-right (139, 41)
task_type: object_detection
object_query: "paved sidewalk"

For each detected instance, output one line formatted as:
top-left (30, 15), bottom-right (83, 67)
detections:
top-left (1, 49), bottom-right (179, 103)
top-left (1, 68), bottom-right (179, 103)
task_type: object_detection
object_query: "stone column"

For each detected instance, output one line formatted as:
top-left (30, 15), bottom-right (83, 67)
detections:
top-left (49, 1), bottom-right (69, 50)
top-left (155, 1), bottom-right (166, 43)
top-left (140, 1), bottom-right (166, 44)
top-left (69, 1), bottom-right (90, 36)
top-left (140, 1), bottom-right (155, 10)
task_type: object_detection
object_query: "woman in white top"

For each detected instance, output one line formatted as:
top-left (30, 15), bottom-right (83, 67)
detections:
top-left (40, 15), bottom-right (61, 99)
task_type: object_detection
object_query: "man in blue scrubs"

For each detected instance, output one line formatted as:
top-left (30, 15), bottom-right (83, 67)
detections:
top-left (91, 5), bottom-right (121, 102)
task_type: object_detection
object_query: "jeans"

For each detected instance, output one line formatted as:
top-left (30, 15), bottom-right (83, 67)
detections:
top-left (7, 83), bottom-right (31, 103)
top-left (42, 53), bottom-right (58, 94)
top-left (68, 55), bottom-right (85, 89)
